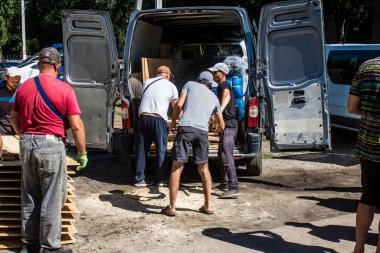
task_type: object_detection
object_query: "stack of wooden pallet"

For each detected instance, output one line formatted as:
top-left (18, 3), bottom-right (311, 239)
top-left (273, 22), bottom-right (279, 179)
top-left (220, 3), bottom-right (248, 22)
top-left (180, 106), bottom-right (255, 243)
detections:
top-left (0, 135), bottom-right (79, 249)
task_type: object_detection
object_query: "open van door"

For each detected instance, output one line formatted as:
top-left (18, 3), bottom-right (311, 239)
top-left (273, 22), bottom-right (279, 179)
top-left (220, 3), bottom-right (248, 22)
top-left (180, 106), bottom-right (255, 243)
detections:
top-left (62, 10), bottom-right (120, 151)
top-left (257, 0), bottom-right (331, 151)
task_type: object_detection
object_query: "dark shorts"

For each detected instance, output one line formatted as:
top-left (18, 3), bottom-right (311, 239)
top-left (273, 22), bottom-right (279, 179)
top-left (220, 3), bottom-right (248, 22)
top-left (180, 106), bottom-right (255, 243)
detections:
top-left (172, 126), bottom-right (209, 164)
top-left (360, 158), bottom-right (380, 207)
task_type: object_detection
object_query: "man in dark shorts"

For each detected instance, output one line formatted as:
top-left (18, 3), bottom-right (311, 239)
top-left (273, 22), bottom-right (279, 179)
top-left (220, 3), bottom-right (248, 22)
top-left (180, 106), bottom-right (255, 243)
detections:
top-left (208, 62), bottom-right (240, 198)
top-left (347, 57), bottom-right (380, 253)
top-left (163, 71), bottom-right (225, 216)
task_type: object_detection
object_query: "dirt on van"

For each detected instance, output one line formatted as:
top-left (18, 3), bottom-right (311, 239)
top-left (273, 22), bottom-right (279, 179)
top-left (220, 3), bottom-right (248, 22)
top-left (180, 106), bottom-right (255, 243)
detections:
top-left (63, 128), bottom-right (362, 253)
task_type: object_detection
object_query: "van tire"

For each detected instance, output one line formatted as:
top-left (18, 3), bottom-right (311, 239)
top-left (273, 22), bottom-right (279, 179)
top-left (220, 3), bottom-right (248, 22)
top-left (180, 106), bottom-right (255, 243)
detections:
top-left (246, 149), bottom-right (262, 176)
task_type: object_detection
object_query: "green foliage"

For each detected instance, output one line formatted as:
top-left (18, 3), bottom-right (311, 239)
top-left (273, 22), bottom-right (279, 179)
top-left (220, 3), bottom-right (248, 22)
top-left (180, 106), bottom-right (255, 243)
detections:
top-left (0, 0), bottom-right (20, 57)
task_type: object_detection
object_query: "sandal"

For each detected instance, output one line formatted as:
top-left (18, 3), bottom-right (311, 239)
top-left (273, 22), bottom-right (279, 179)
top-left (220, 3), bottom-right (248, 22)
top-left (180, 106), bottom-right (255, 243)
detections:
top-left (161, 205), bottom-right (176, 217)
top-left (199, 206), bottom-right (214, 215)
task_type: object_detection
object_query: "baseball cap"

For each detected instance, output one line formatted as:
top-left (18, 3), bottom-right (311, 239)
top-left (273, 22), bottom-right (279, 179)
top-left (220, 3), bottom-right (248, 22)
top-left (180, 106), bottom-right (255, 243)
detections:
top-left (39, 47), bottom-right (61, 64)
top-left (5, 66), bottom-right (22, 77)
top-left (208, 63), bottom-right (229, 75)
top-left (197, 71), bottom-right (213, 85)
top-left (156, 65), bottom-right (174, 77)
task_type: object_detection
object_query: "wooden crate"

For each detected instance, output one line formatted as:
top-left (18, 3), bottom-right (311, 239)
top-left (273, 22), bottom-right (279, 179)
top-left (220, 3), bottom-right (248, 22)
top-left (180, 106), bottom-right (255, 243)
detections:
top-left (0, 135), bottom-right (79, 249)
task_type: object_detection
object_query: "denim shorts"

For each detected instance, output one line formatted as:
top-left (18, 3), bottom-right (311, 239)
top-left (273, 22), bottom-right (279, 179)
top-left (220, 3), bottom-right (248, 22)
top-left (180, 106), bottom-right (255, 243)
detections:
top-left (360, 158), bottom-right (380, 207)
top-left (172, 126), bottom-right (209, 164)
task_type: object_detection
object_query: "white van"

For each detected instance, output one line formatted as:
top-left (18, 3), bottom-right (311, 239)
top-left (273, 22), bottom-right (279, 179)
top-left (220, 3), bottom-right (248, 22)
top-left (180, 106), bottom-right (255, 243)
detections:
top-left (326, 44), bottom-right (380, 131)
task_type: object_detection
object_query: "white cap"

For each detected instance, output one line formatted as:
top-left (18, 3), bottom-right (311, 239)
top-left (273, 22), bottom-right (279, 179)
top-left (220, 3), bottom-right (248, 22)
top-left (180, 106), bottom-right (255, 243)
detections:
top-left (5, 66), bottom-right (22, 77)
top-left (208, 63), bottom-right (229, 75)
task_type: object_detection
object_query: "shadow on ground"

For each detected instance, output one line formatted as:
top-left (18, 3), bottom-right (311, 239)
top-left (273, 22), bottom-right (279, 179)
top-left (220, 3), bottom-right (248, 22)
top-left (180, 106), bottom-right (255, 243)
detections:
top-left (202, 228), bottom-right (338, 253)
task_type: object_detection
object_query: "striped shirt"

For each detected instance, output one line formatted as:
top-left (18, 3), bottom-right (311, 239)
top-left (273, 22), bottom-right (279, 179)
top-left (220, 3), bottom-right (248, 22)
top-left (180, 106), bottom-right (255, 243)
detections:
top-left (349, 57), bottom-right (380, 162)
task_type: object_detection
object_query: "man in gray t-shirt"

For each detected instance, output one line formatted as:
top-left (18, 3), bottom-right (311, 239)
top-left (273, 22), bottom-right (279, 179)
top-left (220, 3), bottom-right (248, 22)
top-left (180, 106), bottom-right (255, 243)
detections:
top-left (162, 71), bottom-right (225, 216)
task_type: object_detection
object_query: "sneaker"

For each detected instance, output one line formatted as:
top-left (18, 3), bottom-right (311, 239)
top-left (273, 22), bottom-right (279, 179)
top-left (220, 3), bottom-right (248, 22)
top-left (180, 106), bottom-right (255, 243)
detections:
top-left (156, 179), bottom-right (169, 187)
top-left (215, 183), bottom-right (229, 191)
top-left (42, 247), bottom-right (72, 253)
top-left (20, 244), bottom-right (40, 253)
top-left (220, 188), bottom-right (240, 199)
top-left (134, 179), bottom-right (154, 187)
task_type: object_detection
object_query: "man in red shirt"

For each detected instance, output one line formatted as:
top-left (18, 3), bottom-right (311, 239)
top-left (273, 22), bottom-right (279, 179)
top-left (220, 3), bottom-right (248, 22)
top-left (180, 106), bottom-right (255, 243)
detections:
top-left (10, 47), bottom-right (87, 253)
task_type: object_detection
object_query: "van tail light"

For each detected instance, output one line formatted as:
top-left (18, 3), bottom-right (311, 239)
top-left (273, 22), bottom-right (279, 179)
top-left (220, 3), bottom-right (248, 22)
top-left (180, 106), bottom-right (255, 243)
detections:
top-left (247, 97), bottom-right (259, 128)
top-left (121, 98), bottom-right (131, 129)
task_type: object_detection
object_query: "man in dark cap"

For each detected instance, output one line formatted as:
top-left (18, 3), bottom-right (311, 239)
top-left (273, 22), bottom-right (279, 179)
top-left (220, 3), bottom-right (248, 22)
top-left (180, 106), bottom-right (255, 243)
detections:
top-left (10, 47), bottom-right (87, 253)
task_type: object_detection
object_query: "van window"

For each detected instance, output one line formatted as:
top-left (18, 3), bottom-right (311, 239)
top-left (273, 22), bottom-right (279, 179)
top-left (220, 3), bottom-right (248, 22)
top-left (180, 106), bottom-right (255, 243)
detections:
top-left (327, 50), bottom-right (380, 85)
top-left (268, 27), bottom-right (324, 86)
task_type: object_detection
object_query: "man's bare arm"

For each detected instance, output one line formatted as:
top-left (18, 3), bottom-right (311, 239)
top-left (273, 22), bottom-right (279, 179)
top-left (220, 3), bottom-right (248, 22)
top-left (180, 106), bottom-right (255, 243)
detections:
top-left (347, 94), bottom-right (361, 116)
top-left (10, 111), bottom-right (20, 135)
top-left (215, 113), bottom-right (225, 133)
top-left (67, 115), bottom-right (86, 153)
top-left (220, 89), bottom-right (231, 112)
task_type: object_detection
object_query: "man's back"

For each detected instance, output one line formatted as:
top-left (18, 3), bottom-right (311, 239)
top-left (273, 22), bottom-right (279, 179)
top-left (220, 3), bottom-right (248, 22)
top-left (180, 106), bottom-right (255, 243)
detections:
top-left (13, 74), bottom-right (81, 138)
top-left (179, 81), bottom-right (220, 131)
top-left (350, 57), bottom-right (380, 161)
top-left (139, 76), bottom-right (178, 121)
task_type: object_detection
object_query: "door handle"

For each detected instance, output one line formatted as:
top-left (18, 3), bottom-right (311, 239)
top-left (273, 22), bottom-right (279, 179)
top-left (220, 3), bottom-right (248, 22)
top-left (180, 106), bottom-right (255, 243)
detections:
top-left (292, 97), bottom-right (306, 104)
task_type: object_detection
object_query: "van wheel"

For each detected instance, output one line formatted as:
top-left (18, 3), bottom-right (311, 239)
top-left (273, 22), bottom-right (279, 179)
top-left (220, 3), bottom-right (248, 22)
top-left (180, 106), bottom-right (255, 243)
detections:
top-left (246, 149), bottom-right (262, 176)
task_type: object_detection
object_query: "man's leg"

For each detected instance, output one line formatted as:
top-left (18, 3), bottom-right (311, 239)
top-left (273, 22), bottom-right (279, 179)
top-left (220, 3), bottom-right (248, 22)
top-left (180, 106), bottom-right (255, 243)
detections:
top-left (222, 127), bottom-right (238, 189)
top-left (197, 163), bottom-right (212, 211)
top-left (217, 133), bottom-right (228, 189)
top-left (20, 138), bottom-right (42, 248)
top-left (353, 203), bottom-right (375, 253)
top-left (38, 139), bottom-right (67, 250)
top-left (153, 118), bottom-right (169, 182)
top-left (168, 160), bottom-right (184, 213)
top-left (135, 117), bottom-right (153, 183)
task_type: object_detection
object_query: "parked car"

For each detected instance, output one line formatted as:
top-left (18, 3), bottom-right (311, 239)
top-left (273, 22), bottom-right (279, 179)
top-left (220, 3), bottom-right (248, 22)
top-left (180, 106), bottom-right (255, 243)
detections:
top-left (326, 44), bottom-right (380, 131)
top-left (62, 0), bottom-right (331, 175)
top-left (13, 57), bottom-right (39, 83)
top-left (52, 43), bottom-right (64, 80)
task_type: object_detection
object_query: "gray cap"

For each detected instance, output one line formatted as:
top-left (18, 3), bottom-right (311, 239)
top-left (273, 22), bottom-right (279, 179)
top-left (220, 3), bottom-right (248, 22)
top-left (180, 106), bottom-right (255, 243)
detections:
top-left (197, 71), bottom-right (213, 85)
top-left (39, 47), bottom-right (61, 64)
top-left (208, 62), bottom-right (229, 75)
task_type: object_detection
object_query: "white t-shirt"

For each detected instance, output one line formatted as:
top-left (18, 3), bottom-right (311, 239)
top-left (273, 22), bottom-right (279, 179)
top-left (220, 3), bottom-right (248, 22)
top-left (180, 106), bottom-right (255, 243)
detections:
top-left (139, 76), bottom-right (179, 121)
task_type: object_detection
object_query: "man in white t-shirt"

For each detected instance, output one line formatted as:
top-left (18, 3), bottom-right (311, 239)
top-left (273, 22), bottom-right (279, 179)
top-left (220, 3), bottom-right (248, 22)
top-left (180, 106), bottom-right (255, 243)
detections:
top-left (134, 66), bottom-right (178, 187)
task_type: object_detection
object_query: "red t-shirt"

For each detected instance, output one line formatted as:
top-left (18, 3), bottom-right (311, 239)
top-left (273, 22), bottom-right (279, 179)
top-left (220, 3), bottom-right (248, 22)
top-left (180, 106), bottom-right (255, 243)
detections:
top-left (12, 74), bottom-right (81, 138)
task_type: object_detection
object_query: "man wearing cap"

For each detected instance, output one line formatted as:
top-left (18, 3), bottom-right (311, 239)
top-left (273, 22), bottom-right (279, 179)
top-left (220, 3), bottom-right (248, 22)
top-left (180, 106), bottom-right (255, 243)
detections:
top-left (10, 47), bottom-right (87, 253)
top-left (163, 71), bottom-right (225, 216)
top-left (0, 66), bottom-right (22, 135)
top-left (208, 62), bottom-right (240, 198)
top-left (134, 65), bottom-right (178, 187)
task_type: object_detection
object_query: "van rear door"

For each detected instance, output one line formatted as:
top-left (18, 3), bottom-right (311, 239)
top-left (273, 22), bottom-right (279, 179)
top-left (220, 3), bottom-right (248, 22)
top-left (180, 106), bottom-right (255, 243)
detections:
top-left (62, 10), bottom-right (120, 150)
top-left (257, 0), bottom-right (331, 151)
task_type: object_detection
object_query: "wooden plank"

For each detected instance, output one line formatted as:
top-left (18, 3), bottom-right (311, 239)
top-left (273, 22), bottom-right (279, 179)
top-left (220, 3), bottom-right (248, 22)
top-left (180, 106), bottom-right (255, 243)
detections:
top-left (1, 136), bottom-right (20, 155)
top-left (61, 233), bottom-right (76, 244)
top-left (0, 220), bottom-right (21, 228)
top-left (67, 189), bottom-right (76, 198)
top-left (142, 58), bottom-right (173, 81)
top-left (61, 213), bottom-right (75, 221)
top-left (0, 190), bottom-right (21, 198)
top-left (0, 238), bottom-right (22, 249)
top-left (0, 213), bottom-right (21, 221)
top-left (0, 206), bottom-right (20, 213)
top-left (66, 156), bottom-right (79, 167)
top-left (0, 182), bottom-right (20, 191)
top-left (0, 169), bottom-right (21, 173)
top-left (67, 182), bottom-right (75, 191)
top-left (0, 227), bottom-right (21, 236)
top-left (62, 204), bottom-right (79, 214)
top-left (0, 160), bottom-right (22, 167)
top-left (0, 174), bottom-right (21, 182)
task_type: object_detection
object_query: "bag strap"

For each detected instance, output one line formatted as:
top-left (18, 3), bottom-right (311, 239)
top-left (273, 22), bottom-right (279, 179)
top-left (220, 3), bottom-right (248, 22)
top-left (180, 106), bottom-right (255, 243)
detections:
top-left (34, 76), bottom-right (64, 120)
top-left (142, 78), bottom-right (164, 96)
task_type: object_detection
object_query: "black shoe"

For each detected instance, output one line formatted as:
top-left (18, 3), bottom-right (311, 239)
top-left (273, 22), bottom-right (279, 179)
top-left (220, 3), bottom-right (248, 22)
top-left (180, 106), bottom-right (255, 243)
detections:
top-left (42, 247), bottom-right (73, 253)
top-left (215, 183), bottom-right (229, 191)
top-left (156, 179), bottom-right (169, 187)
top-left (220, 188), bottom-right (240, 199)
top-left (20, 244), bottom-right (40, 253)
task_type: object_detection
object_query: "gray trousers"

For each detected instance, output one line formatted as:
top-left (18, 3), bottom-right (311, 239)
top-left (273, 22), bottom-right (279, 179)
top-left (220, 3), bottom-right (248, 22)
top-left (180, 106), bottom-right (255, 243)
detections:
top-left (20, 134), bottom-right (67, 249)
top-left (218, 127), bottom-right (239, 189)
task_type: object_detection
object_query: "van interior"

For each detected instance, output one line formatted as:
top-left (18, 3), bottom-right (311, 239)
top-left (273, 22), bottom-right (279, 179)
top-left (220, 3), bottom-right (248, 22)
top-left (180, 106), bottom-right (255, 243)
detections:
top-left (126, 9), bottom-right (251, 152)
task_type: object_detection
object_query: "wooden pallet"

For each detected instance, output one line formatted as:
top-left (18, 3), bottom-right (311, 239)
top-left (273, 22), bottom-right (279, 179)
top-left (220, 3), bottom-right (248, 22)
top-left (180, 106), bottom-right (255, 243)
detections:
top-left (0, 135), bottom-right (79, 249)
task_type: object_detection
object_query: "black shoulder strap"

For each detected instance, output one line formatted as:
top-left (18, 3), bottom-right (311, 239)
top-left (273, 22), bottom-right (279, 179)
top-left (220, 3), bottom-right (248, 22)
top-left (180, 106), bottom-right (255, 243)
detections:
top-left (34, 76), bottom-right (64, 120)
top-left (142, 78), bottom-right (164, 96)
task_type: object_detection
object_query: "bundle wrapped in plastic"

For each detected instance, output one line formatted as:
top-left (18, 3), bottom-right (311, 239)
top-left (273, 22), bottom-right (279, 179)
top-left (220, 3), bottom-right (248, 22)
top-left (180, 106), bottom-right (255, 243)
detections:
top-left (223, 55), bottom-right (248, 75)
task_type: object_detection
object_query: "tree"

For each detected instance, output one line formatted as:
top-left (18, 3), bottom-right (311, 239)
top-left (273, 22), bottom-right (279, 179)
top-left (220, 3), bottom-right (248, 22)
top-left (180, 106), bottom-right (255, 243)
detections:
top-left (0, 0), bottom-right (20, 59)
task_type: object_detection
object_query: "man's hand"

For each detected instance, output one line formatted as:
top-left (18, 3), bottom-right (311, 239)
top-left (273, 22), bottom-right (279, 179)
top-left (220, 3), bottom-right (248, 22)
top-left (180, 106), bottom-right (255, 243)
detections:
top-left (214, 126), bottom-right (224, 133)
top-left (169, 120), bottom-right (177, 132)
top-left (76, 152), bottom-right (88, 171)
